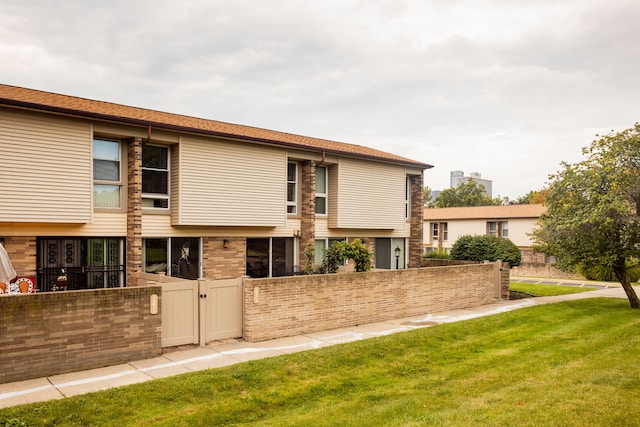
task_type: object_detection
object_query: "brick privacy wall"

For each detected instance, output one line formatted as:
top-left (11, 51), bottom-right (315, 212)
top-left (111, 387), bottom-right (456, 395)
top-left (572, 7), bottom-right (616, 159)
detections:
top-left (511, 263), bottom-right (582, 279)
top-left (421, 258), bottom-right (480, 267)
top-left (127, 137), bottom-right (143, 287)
top-left (0, 286), bottom-right (162, 384)
top-left (500, 262), bottom-right (510, 299)
top-left (243, 263), bottom-right (505, 342)
top-left (203, 237), bottom-right (246, 279)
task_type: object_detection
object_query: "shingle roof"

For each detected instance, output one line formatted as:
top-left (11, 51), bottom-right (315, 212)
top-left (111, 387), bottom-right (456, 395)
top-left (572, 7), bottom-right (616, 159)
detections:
top-left (0, 83), bottom-right (432, 169)
top-left (423, 204), bottom-right (546, 220)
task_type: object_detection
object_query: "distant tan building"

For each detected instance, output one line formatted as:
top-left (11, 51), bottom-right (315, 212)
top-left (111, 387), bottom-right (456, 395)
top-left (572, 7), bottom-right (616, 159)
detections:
top-left (423, 204), bottom-right (548, 261)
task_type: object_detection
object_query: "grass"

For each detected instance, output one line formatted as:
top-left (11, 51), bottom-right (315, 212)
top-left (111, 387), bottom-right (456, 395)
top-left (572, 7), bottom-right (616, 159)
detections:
top-left (1, 298), bottom-right (640, 426)
top-left (509, 281), bottom-right (598, 296)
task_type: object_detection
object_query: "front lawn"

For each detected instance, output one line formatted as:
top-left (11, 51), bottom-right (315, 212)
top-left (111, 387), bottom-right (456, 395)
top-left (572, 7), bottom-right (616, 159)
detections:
top-left (1, 298), bottom-right (639, 426)
top-left (510, 281), bottom-right (598, 296)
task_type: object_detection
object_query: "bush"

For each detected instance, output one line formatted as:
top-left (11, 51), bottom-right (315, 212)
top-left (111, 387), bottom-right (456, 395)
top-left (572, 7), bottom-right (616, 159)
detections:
top-left (578, 259), bottom-right (640, 282)
top-left (450, 235), bottom-right (522, 267)
top-left (423, 250), bottom-right (451, 259)
top-left (319, 239), bottom-right (372, 273)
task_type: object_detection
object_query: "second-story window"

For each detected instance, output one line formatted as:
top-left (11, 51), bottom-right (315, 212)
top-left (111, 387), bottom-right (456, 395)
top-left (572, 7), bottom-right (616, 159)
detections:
top-left (287, 162), bottom-right (297, 214)
top-left (93, 138), bottom-right (121, 208)
top-left (315, 165), bottom-right (327, 215)
top-left (142, 145), bottom-right (169, 209)
top-left (487, 221), bottom-right (508, 237)
top-left (432, 222), bottom-right (448, 241)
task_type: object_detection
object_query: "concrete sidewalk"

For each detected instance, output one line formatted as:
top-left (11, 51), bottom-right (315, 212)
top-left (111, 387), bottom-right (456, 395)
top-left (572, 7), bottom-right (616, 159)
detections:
top-left (0, 285), bottom-right (629, 410)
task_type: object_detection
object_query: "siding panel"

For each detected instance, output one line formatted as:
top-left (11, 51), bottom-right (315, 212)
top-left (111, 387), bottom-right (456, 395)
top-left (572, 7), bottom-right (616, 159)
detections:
top-left (0, 109), bottom-right (92, 223)
top-left (329, 158), bottom-right (406, 230)
top-left (175, 137), bottom-right (286, 227)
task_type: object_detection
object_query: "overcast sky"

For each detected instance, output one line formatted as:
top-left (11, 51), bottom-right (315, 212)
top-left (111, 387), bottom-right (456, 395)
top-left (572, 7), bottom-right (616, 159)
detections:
top-left (2, 0), bottom-right (639, 199)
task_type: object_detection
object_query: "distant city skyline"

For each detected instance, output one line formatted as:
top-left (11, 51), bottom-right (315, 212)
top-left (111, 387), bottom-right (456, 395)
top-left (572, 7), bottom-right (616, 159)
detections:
top-left (449, 170), bottom-right (493, 197)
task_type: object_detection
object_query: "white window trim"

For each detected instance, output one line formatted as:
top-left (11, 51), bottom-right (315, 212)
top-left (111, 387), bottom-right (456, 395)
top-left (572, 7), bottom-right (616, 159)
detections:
top-left (315, 165), bottom-right (328, 216)
top-left (93, 138), bottom-right (123, 209)
top-left (287, 162), bottom-right (297, 215)
top-left (405, 177), bottom-right (410, 220)
top-left (142, 145), bottom-right (170, 210)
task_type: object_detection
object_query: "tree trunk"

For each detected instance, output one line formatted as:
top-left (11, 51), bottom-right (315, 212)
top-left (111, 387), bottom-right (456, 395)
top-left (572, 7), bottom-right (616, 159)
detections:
top-left (614, 257), bottom-right (640, 309)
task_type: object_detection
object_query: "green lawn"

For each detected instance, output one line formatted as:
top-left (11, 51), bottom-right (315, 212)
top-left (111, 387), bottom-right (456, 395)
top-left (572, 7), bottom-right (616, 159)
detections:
top-left (510, 281), bottom-right (598, 296)
top-left (1, 298), bottom-right (639, 426)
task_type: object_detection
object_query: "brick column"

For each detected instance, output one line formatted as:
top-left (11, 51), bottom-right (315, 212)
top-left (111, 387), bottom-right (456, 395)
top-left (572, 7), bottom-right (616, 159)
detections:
top-left (3, 237), bottom-right (36, 276)
top-left (408, 174), bottom-right (424, 268)
top-left (127, 138), bottom-right (143, 286)
top-left (202, 237), bottom-right (247, 279)
top-left (299, 161), bottom-right (316, 271)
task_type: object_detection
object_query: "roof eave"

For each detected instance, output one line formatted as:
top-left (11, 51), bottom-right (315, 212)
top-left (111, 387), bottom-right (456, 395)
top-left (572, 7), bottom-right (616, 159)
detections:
top-left (1, 98), bottom-right (434, 170)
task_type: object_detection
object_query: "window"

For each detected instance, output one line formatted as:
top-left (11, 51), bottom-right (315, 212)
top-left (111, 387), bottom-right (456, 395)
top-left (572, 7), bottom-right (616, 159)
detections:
top-left (287, 162), bottom-right (297, 214)
top-left (488, 221), bottom-right (508, 237)
top-left (143, 237), bottom-right (201, 279)
top-left (93, 138), bottom-right (121, 208)
top-left (142, 145), bottom-right (169, 209)
top-left (488, 221), bottom-right (497, 236)
top-left (405, 177), bottom-right (410, 219)
top-left (315, 165), bottom-right (327, 215)
top-left (171, 237), bottom-right (200, 279)
top-left (144, 238), bottom-right (168, 274)
top-left (432, 222), bottom-right (448, 241)
top-left (246, 237), bottom-right (296, 278)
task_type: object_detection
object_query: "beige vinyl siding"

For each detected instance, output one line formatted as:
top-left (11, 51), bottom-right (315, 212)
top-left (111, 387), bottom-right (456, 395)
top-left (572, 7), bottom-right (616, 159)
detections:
top-left (174, 136), bottom-right (286, 227)
top-left (143, 214), bottom-right (300, 238)
top-left (0, 212), bottom-right (125, 236)
top-left (0, 109), bottom-right (92, 223)
top-left (329, 158), bottom-right (406, 230)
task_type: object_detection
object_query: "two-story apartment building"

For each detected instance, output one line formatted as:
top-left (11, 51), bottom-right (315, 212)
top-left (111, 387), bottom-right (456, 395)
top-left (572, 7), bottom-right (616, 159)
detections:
top-left (423, 204), bottom-right (547, 261)
top-left (0, 84), bottom-right (431, 291)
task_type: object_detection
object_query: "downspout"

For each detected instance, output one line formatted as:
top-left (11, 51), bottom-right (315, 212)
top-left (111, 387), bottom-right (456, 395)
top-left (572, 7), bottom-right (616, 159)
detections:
top-left (142, 125), bottom-right (152, 145)
top-left (318, 150), bottom-right (326, 165)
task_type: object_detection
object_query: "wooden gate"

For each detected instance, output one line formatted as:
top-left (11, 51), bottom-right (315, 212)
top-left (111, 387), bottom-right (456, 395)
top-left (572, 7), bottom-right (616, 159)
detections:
top-left (161, 278), bottom-right (243, 347)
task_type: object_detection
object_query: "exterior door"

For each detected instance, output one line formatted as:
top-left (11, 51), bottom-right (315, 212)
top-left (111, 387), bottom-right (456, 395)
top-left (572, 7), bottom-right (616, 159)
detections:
top-left (37, 238), bottom-right (87, 292)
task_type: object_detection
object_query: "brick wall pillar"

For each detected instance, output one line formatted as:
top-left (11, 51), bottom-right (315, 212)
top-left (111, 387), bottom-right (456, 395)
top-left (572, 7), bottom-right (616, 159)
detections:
top-left (127, 138), bottom-right (143, 286)
top-left (408, 174), bottom-right (424, 268)
top-left (202, 237), bottom-right (247, 279)
top-left (299, 160), bottom-right (316, 271)
top-left (3, 236), bottom-right (36, 277)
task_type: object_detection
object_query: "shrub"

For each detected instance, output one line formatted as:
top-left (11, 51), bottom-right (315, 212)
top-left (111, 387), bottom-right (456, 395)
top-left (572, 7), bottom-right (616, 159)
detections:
top-left (423, 250), bottom-right (451, 259)
top-left (319, 239), bottom-right (372, 273)
top-left (450, 235), bottom-right (522, 267)
top-left (303, 242), bottom-right (315, 275)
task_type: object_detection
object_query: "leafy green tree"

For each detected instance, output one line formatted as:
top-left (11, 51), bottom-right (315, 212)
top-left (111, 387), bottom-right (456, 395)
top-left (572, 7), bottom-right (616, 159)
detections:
top-left (429, 181), bottom-right (503, 208)
top-left (512, 188), bottom-right (550, 205)
top-left (450, 234), bottom-right (522, 266)
top-left (532, 124), bottom-right (640, 308)
top-left (423, 186), bottom-right (433, 206)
